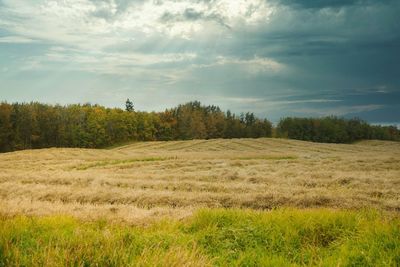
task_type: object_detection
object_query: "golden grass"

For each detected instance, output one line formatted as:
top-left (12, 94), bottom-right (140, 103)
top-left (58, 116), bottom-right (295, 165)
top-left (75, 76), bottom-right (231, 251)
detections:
top-left (1, 138), bottom-right (399, 223)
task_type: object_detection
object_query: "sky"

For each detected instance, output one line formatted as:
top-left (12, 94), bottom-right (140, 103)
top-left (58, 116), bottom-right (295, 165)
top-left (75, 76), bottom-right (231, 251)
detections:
top-left (0, 0), bottom-right (399, 124)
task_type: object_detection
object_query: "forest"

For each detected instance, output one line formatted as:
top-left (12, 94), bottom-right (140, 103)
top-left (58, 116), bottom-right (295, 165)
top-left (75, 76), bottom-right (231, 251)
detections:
top-left (0, 101), bottom-right (272, 152)
top-left (277, 117), bottom-right (400, 143)
top-left (0, 101), bottom-right (399, 153)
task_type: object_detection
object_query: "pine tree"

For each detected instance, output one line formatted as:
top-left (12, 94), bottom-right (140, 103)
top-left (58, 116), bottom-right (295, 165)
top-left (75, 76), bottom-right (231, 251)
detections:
top-left (125, 99), bottom-right (134, 112)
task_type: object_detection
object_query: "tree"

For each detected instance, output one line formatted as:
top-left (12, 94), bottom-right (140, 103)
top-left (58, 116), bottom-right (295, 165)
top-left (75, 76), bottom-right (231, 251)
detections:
top-left (125, 99), bottom-right (134, 112)
top-left (5, 101), bottom-right (397, 153)
top-left (0, 103), bottom-right (14, 152)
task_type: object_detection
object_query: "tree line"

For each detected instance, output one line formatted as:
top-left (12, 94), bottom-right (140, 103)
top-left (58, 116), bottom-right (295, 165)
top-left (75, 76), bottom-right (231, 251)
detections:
top-left (0, 101), bottom-right (272, 152)
top-left (277, 117), bottom-right (400, 143)
top-left (0, 101), bottom-right (399, 153)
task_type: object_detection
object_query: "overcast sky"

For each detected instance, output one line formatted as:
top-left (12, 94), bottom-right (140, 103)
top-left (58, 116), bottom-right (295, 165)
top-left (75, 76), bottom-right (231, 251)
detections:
top-left (0, 0), bottom-right (399, 123)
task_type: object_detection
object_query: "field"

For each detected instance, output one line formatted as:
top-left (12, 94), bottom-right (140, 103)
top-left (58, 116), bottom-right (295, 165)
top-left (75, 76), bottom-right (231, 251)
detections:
top-left (1, 138), bottom-right (400, 266)
top-left (1, 138), bottom-right (400, 222)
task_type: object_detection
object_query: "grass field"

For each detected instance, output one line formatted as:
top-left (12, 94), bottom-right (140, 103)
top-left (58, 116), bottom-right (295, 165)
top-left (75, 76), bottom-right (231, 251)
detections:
top-left (1, 138), bottom-right (400, 266)
top-left (1, 209), bottom-right (399, 266)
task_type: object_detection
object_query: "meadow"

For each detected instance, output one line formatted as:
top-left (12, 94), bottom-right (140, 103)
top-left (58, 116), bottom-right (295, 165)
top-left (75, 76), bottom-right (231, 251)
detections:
top-left (1, 138), bottom-right (400, 266)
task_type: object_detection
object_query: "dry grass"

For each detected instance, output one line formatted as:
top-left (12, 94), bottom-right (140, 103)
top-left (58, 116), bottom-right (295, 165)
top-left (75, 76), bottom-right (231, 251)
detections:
top-left (1, 138), bottom-right (399, 223)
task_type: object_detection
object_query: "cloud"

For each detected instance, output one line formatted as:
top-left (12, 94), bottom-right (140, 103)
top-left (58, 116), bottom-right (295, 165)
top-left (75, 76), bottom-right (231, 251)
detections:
top-left (0, 36), bottom-right (37, 43)
top-left (0, 0), bottom-right (276, 48)
top-left (216, 56), bottom-right (284, 73)
top-left (33, 47), bottom-right (197, 84)
top-left (0, 0), bottom-right (399, 123)
top-left (275, 0), bottom-right (363, 9)
top-left (294, 104), bottom-right (384, 117)
top-left (194, 56), bottom-right (285, 74)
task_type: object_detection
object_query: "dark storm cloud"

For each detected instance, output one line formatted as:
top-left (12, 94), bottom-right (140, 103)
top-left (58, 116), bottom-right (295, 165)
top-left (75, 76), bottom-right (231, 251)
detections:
top-left (275, 0), bottom-right (400, 10)
top-left (276, 0), bottom-right (363, 9)
top-left (189, 0), bottom-right (400, 121)
top-left (225, 0), bottom-right (400, 85)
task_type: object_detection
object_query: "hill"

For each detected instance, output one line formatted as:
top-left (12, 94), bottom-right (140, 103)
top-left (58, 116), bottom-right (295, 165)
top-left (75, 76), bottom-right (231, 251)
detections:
top-left (1, 138), bottom-right (399, 223)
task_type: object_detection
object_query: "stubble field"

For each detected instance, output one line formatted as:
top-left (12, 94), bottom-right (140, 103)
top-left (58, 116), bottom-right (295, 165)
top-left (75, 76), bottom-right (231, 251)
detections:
top-left (1, 138), bottom-right (400, 266)
top-left (1, 138), bottom-right (400, 223)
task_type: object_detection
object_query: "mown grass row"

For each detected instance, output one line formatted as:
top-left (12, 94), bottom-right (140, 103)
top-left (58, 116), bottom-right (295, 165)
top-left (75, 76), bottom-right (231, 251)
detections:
top-left (234, 155), bottom-right (298, 161)
top-left (74, 156), bottom-right (178, 170)
top-left (73, 155), bottom-right (297, 171)
top-left (1, 209), bottom-right (399, 266)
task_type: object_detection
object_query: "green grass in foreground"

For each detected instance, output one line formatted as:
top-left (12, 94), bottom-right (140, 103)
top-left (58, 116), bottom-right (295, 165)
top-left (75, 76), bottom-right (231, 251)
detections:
top-left (0, 209), bottom-right (399, 266)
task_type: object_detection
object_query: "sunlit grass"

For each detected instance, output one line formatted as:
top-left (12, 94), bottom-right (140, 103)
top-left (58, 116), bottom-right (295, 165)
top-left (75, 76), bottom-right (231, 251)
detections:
top-left (1, 209), bottom-right (399, 266)
top-left (1, 138), bottom-right (400, 223)
top-left (74, 156), bottom-right (178, 170)
top-left (235, 155), bottom-right (298, 160)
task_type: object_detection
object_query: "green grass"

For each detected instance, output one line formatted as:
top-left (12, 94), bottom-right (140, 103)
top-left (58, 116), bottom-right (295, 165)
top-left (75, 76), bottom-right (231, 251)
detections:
top-left (1, 209), bottom-right (399, 266)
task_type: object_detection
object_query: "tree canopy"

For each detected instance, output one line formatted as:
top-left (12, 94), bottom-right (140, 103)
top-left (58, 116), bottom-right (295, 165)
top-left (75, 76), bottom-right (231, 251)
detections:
top-left (0, 101), bottom-right (398, 153)
top-left (277, 117), bottom-right (399, 143)
top-left (0, 101), bottom-right (272, 152)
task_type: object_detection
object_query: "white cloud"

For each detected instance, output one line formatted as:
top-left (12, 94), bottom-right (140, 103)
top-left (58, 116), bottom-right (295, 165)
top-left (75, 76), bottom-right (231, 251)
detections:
top-left (213, 0), bottom-right (274, 25)
top-left (0, 0), bottom-right (277, 78)
top-left (0, 36), bottom-right (37, 43)
top-left (0, 0), bottom-right (275, 48)
top-left (216, 56), bottom-right (284, 73)
top-left (18, 47), bottom-right (196, 84)
top-left (194, 55), bottom-right (285, 74)
top-left (43, 48), bottom-right (197, 72)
